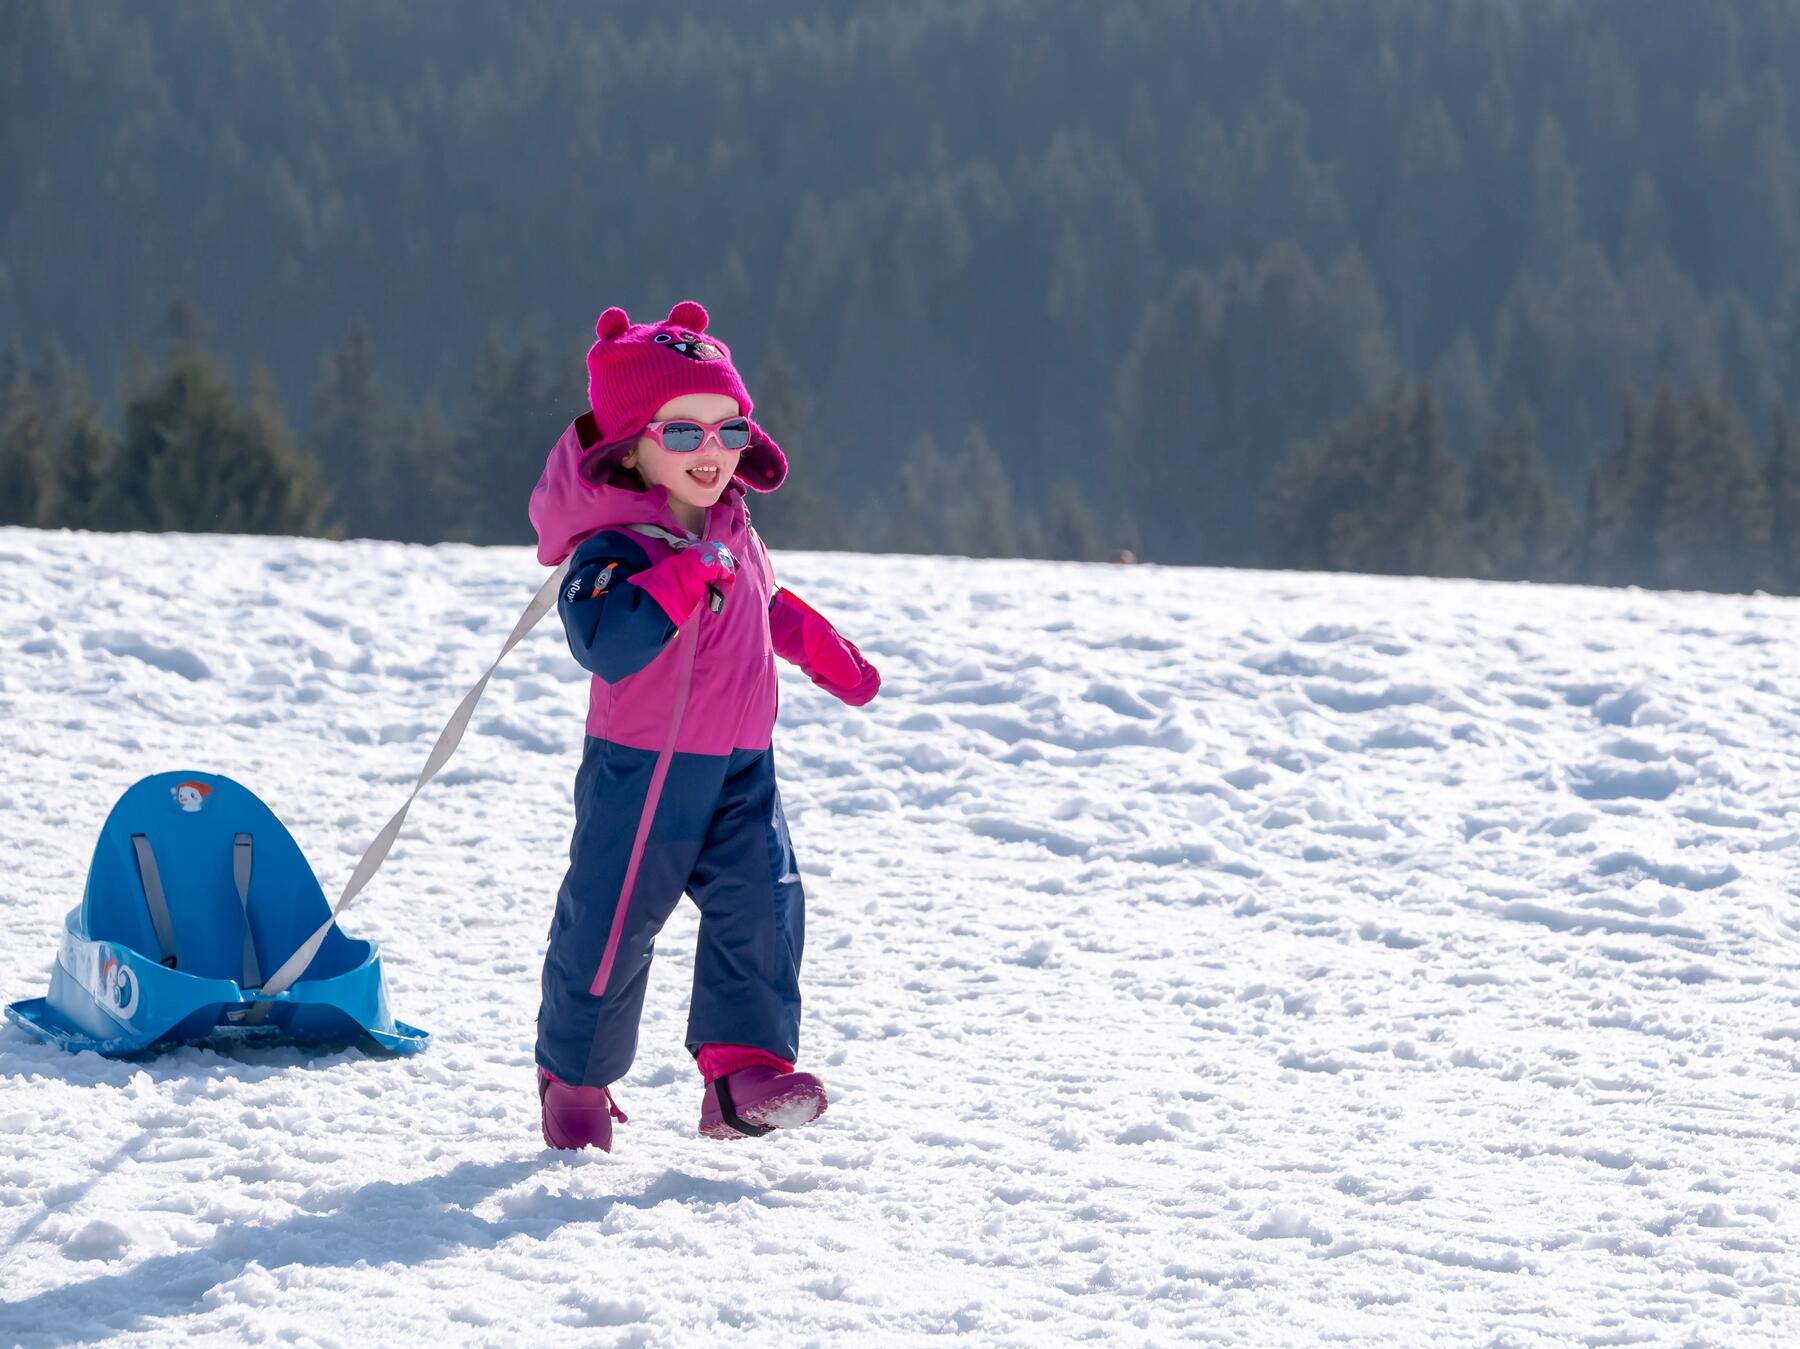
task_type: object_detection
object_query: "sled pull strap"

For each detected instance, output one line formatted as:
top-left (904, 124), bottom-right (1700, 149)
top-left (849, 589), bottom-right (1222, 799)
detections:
top-left (234, 833), bottom-right (261, 989)
top-left (246, 560), bottom-right (571, 1016)
top-left (130, 834), bottom-right (179, 969)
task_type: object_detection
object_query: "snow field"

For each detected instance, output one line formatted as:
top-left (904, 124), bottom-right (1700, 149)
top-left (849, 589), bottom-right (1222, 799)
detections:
top-left (1, 526), bottom-right (1797, 1345)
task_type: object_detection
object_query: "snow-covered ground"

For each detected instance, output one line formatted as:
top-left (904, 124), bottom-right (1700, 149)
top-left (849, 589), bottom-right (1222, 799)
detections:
top-left (1, 524), bottom-right (1797, 1346)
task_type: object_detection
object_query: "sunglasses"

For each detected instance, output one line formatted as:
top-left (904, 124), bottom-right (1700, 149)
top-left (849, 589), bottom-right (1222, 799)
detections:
top-left (642, 416), bottom-right (752, 454)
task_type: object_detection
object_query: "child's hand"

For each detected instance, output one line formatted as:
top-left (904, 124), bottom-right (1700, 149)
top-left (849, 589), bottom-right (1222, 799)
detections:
top-left (770, 587), bottom-right (881, 707)
top-left (627, 541), bottom-right (738, 623)
top-left (691, 541), bottom-right (740, 585)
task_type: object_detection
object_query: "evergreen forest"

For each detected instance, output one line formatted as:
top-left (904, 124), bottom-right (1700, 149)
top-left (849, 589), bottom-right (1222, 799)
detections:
top-left (4, 0), bottom-right (1800, 593)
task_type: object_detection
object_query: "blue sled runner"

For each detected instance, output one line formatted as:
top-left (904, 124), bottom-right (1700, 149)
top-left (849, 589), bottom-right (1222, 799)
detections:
top-left (7, 770), bottom-right (427, 1057)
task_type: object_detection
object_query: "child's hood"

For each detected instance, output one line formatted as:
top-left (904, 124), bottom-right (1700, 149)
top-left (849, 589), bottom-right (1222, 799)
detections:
top-left (529, 414), bottom-right (752, 566)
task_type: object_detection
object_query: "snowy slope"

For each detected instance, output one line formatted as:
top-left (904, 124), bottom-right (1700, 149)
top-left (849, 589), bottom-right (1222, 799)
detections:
top-left (0, 524), bottom-right (1797, 1346)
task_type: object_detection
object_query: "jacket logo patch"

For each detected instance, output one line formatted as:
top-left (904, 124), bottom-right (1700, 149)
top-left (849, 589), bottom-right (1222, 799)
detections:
top-left (566, 560), bottom-right (620, 604)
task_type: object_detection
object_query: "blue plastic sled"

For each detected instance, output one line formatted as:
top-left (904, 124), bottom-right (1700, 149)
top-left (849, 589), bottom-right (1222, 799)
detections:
top-left (6, 770), bottom-right (427, 1057)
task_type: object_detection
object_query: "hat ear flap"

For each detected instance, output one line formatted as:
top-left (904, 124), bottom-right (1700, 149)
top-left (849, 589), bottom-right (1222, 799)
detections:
top-left (733, 419), bottom-right (788, 493)
top-left (596, 307), bottom-right (631, 340)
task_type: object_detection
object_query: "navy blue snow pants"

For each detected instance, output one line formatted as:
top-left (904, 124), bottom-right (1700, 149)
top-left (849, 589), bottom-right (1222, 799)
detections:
top-left (536, 737), bottom-right (805, 1089)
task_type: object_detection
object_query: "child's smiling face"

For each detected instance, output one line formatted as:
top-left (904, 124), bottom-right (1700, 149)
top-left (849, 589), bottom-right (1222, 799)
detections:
top-left (625, 392), bottom-right (744, 518)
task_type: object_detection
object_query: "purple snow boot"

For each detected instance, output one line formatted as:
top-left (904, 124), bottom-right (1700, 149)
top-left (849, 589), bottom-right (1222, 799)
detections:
top-left (539, 1066), bottom-right (627, 1152)
top-left (699, 1065), bottom-right (829, 1140)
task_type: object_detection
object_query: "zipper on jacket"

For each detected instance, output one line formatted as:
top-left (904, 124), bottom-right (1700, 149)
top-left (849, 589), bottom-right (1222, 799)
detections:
top-left (587, 597), bottom-right (710, 1003)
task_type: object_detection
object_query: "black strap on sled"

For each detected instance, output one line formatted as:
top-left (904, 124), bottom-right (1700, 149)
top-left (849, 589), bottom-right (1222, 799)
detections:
top-left (714, 1075), bottom-right (773, 1137)
top-left (129, 834), bottom-right (180, 969)
top-left (234, 833), bottom-right (261, 988)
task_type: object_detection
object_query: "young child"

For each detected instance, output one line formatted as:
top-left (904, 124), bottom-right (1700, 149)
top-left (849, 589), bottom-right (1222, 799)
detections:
top-left (526, 299), bottom-right (880, 1152)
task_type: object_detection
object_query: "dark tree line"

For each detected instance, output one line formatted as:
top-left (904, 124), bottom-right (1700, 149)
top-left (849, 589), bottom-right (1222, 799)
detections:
top-left (0, 298), bottom-right (1115, 560)
top-left (9, 300), bottom-right (1792, 595)
top-left (1261, 377), bottom-right (1800, 595)
top-left (5, 1), bottom-right (1800, 589)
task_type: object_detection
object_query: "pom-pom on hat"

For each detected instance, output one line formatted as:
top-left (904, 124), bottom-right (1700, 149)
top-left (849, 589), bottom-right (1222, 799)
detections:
top-left (584, 299), bottom-right (786, 492)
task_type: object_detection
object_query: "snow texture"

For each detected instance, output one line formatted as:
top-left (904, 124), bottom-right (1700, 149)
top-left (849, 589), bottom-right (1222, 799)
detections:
top-left (1, 526), bottom-right (1797, 1345)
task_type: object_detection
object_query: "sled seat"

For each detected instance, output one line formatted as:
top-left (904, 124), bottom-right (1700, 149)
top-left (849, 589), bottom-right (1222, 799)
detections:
top-left (6, 771), bottom-right (426, 1057)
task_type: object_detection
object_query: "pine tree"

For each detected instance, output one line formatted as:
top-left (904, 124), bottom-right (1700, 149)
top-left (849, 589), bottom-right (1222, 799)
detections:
top-left (865, 433), bottom-right (951, 555)
top-left (49, 402), bottom-right (113, 530)
top-left (1582, 396), bottom-right (1645, 586)
top-left (1429, 329), bottom-right (1495, 475)
top-left (1264, 410), bottom-right (1360, 574)
top-left (445, 333), bottom-right (563, 544)
top-left (1579, 471), bottom-right (1602, 582)
top-left (743, 342), bottom-right (845, 551)
top-left (1388, 385), bottom-right (1466, 577)
top-left (853, 426), bottom-right (1042, 559)
top-left (108, 350), bottom-right (327, 535)
top-left (1657, 386), bottom-right (1770, 593)
top-left (0, 367), bottom-right (54, 526)
top-left (0, 338), bottom-right (22, 423)
top-left (1776, 270), bottom-right (1800, 403)
top-left (390, 397), bottom-right (455, 544)
top-left (1764, 406), bottom-right (1800, 593)
top-left (1113, 245), bottom-right (1397, 566)
top-left (1039, 478), bottom-right (1105, 561)
top-left (1588, 385), bottom-right (1691, 588)
top-left (1262, 380), bottom-right (1469, 577)
top-left (306, 320), bottom-right (390, 538)
top-left (248, 363), bottom-right (331, 537)
top-left (29, 337), bottom-right (90, 443)
top-left (1466, 410), bottom-right (1575, 581)
top-left (1633, 383), bottom-right (1686, 587)
top-left (943, 426), bottom-right (1028, 559)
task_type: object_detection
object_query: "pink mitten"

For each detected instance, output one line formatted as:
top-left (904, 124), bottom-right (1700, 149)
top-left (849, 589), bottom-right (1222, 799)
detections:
top-left (770, 587), bottom-right (881, 706)
top-left (626, 540), bottom-right (739, 623)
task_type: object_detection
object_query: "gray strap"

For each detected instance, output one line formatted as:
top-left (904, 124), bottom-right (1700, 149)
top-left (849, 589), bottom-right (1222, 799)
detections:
top-left (129, 834), bottom-right (179, 968)
top-left (246, 560), bottom-right (571, 1018)
top-left (234, 833), bottom-right (260, 988)
top-left (623, 522), bottom-right (696, 549)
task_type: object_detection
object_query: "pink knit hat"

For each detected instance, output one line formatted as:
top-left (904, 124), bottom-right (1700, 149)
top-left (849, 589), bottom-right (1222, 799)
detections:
top-left (584, 299), bottom-right (786, 492)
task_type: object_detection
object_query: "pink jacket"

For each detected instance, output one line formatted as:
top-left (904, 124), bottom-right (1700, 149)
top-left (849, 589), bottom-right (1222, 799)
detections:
top-left (528, 416), bottom-right (878, 756)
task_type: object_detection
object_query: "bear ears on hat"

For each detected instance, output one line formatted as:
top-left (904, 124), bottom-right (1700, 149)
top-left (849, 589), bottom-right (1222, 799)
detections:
top-left (595, 300), bottom-right (710, 341)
